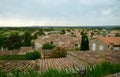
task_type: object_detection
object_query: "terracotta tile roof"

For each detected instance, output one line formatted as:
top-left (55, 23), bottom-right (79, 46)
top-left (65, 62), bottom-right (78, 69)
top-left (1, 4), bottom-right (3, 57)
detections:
top-left (35, 34), bottom-right (80, 50)
top-left (67, 51), bottom-right (120, 64)
top-left (1, 51), bottom-right (120, 72)
top-left (98, 37), bottom-right (120, 45)
top-left (0, 58), bottom-right (75, 72)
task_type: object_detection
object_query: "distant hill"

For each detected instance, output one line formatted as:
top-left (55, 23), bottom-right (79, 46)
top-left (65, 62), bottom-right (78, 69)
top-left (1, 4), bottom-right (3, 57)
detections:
top-left (0, 25), bottom-right (120, 29)
top-left (30, 25), bottom-right (120, 29)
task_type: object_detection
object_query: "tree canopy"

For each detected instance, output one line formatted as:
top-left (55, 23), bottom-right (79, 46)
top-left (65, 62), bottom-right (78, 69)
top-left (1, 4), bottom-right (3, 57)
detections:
top-left (4, 32), bottom-right (22, 50)
top-left (22, 31), bottom-right (32, 46)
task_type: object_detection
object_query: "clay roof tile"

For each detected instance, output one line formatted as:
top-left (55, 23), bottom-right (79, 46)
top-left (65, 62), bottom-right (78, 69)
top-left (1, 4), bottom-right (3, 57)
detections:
top-left (98, 37), bottom-right (120, 45)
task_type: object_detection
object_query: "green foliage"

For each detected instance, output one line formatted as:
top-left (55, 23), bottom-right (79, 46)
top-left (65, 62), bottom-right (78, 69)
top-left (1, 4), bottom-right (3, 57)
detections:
top-left (0, 55), bottom-right (26, 60)
top-left (42, 42), bottom-right (55, 50)
top-left (0, 33), bottom-right (6, 48)
top-left (4, 32), bottom-right (22, 50)
top-left (0, 50), bottom-right (41, 60)
top-left (80, 32), bottom-right (89, 51)
top-left (22, 31), bottom-right (32, 46)
top-left (49, 47), bottom-right (67, 58)
top-left (25, 50), bottom-right (41, 60)
top-left (32, 29), bottom-right (45, 39)
top-left (84, 61), bottom-right (120, 77)
top-left (11, 69), bottom-right (39, 77)
top-left (44, 28), bottom-right (54, 31)
top-left (74, 44), bottom-right (78, 46)
top-left (71, 32), bottom-right (74, 34)
top-left (39, 28), bottom-right (45, 35)
top-left (0, 69), bottom-right (7, 77)
top-left (61, 29), bottom-right (66, 34)
top-left (41, 69), bottom-right (67, 77)
top-left (66, 29), bottom-right (71, 32)
top-left (80, 30), bottom-right (85, 35)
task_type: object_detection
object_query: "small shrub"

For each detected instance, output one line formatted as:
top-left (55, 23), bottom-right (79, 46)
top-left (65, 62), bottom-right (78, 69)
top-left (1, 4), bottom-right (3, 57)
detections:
top-left (0, 70), bottom-right (7, 77)
top-left (25, 50), bottom-right (41, 60)
top-left (71, 32), bottom-right (74, 34)
top-left (42, 42), bottom-right (55, 50)
top-left (74, 44), bottom-right (78, 46)
top-left (60, 30), bottom-right (66, 34)
top-left (49, 47), bottom-right (67, 58)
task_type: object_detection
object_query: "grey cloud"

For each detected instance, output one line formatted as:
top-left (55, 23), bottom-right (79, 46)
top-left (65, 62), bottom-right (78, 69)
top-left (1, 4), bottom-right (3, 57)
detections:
top-left (0, 0), bottom-right (120, 26)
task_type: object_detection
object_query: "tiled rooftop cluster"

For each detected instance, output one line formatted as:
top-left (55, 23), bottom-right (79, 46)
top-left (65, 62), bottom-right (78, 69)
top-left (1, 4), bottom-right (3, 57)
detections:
top-left (0, 51), bottom-right (120, 72)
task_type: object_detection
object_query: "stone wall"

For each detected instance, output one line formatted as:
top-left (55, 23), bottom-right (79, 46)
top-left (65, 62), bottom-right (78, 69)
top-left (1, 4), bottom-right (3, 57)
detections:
top-left (19, 47), bottom-right (32, 54)
top-left (0, 47), bottom-right (33, 56)
top-left (89, 39), bottom-right (109, 51)
top-left (0, 49), bottom-right (20, 56)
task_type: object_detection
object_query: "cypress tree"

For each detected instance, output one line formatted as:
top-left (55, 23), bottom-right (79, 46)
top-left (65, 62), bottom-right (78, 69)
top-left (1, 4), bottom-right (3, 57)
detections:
top-left (85, 36), bottom-right (89, 50)
top-left (80, 32), bottom-right (89, 51)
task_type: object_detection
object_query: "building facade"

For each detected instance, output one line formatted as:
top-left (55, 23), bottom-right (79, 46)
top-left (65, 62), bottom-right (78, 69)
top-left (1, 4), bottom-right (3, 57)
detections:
top-left (90, 37), bottom-right (120, 51)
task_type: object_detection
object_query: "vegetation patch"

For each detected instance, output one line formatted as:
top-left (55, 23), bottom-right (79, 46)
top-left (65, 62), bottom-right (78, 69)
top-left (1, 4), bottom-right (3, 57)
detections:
top-left (0, 50), bottom-right (41, 60)
top-left (0, 55), bottom-right (26, 60)
top-left (42, 42), bottom-right (55, 50)
top-left (85, 61), bottom-right (120, 77)
top-left (25, 50), bottom-right (41, 60)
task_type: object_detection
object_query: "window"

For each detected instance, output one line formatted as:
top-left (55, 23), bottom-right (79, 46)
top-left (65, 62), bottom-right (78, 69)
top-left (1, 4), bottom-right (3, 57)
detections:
top-left (99, 45), bottom-right (104, 51)
top-left (113, 47), bottom-right (119, 51)
top-left (92, 43), bottom-right (96, 51)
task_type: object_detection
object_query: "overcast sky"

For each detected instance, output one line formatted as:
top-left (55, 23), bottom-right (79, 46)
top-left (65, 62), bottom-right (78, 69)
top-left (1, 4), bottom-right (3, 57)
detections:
top-left (0, 0), bottom-right (120, 27)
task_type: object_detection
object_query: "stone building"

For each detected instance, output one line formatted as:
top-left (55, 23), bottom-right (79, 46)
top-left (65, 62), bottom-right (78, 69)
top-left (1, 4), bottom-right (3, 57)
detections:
top-left (90, 36), bottom-right (120, 51)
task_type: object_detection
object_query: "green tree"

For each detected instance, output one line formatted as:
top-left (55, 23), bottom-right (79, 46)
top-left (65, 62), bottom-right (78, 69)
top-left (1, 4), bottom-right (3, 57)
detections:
top-left (4, 32), bottom-right (22, 50)
top-left (61, 29), bottom-right (65, 34)
top-left (22, 31), bottom-right (32, 46)
top-left (0, 33), bottom-right (6, 48)
top-left (80, 30), bottom-right (85, 35)
top-left (85, 36), bottom-right (89, 50)
top-left (80, 32), bottom-right (89, 51)
top-left (39, 28), bottom-right (45, 35)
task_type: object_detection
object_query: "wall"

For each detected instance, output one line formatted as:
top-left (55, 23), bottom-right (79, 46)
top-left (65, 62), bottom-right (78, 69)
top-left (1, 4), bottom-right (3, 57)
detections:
top-left (89, 39), bottom-right (108, 51)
